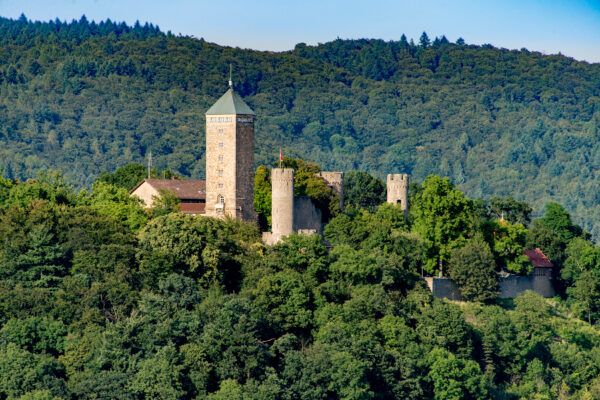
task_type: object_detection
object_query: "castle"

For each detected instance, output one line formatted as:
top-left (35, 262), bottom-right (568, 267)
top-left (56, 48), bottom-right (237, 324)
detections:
top-left (130, 82), bottom-right (555, 299)
top-left (202, 84), bottom-right (409, 244)
top-left (130, 83), bottom-right (407, 231)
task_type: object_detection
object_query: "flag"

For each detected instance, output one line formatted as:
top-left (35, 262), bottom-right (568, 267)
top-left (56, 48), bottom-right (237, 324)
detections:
top-left (280, 148), bottom-right (283, 162)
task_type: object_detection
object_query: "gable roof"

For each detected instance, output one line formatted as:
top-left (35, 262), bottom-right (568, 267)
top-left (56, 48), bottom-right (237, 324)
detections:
top-left (523, 248), bottom-right (554, 268)
top-left (131, 179), bottom-right (206, 200)
top-left (205, 88), bottom-right (255, 116)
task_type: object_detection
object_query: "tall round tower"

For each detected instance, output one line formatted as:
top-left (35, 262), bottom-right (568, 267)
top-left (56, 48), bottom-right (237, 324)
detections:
top-left (271, 168), bottom-right (295, 237)
top-left (387, 174), bottom-right (409, 213)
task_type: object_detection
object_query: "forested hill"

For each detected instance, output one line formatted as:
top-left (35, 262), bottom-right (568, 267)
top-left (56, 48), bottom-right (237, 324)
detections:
top-left (1, 16), bottom-right (600, 235)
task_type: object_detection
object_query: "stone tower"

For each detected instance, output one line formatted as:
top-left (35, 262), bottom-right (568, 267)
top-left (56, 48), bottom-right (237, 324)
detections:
top-left (271, 168), bottom-right (295, 238)
top-left (387, 174), bottom-right (409, 213)
top-left (205, 85), bottom-right (256, 221)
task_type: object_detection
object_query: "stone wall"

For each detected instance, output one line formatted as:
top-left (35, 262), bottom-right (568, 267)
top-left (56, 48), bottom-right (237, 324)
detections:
top-left (317, 171), bottom-right (344, 210)
top-left (499, 275), bottom-right (556, 298)
top-left (425, 275), bottom-right (556, 301)
top-left (424, 277), bottom-right (465, 301)
top-left (293, 196), bottom-right (322, 234)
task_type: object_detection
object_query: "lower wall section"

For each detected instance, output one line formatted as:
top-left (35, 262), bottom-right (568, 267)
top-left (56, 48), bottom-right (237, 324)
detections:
top-left (499, 275), bottom-right (556, 298)
top-left (424, 275), bottom-right (556, 301)
top-left (293, 196), bottom-right (322, 234)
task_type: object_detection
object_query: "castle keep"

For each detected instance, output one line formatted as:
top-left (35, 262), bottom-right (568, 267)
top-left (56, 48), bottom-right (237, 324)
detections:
top-left (204, 85), bottom-right (257, 221)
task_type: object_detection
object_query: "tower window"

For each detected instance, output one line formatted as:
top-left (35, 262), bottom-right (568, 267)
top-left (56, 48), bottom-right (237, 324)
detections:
top-left (218, 129), bottom-right (224, 134)
top-left (218, 195), bottom-right (225, 204)
top-left (218, 155), bottom-right (224, 162)
top-left (218, 142), bottom-right (223, 148)
top-left (218, 184), bottom-right (223, 189)
top-left (218, 170), bottom-right (224, 176)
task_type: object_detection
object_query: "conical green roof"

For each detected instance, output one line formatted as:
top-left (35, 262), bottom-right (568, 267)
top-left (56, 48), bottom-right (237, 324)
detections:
top-left (205, 88), bottom-right (255, 115)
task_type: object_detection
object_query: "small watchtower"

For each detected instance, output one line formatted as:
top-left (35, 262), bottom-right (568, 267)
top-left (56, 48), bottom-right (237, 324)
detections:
top-left (387, 174), bottom-right (409, 213)
top-left (205, 81), bottom-right (256, 222)
top-left (271, 168), bottom-right (295, 237)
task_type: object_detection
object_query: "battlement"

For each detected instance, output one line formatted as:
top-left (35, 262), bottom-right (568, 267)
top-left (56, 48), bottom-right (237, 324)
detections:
top-left (387, 174), bottom-right (409, 186)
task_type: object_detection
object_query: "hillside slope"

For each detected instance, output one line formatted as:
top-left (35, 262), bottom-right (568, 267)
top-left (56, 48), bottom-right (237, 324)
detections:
top-left (0, 17), bottom-right (599, 235)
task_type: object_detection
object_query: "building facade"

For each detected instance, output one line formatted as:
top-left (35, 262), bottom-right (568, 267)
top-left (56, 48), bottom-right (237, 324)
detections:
top-left (130, 178), bottom-right (206, 214)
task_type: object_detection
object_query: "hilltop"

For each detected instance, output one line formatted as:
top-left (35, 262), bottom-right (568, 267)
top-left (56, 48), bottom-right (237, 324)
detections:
top-left (0, 16), bottom-right (599, 235)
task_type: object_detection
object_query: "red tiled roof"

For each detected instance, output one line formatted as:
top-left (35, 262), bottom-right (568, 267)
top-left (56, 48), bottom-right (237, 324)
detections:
top-left (179, 202), bottom-right (206, 214)
top-left (131, 179), bottom-right (206, 200)
top-left (523, 248), bottom-right (553, 268)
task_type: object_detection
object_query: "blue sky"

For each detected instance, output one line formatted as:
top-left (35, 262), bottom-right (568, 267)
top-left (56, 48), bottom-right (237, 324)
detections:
top-left (0, 0), bottom-right (599, 63)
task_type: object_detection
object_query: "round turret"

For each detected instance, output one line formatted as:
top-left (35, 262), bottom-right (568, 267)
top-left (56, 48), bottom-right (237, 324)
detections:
top-left (271, 168), bottom-right (295, 236)
top-left (387, 173), bottom-right (409, 212)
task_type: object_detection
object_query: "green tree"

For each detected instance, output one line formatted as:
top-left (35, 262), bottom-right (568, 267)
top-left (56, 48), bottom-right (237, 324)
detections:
top-left (253, 165), bottom-right (271, 230)
top-left (0, 201), bottom-right (67, 287)
top-left (86, 181), bottom-right (148, 232)
top-left (147, 189), bottom-right (180, 218)
top-left (541, 202), bottom-right (583, 243)
top-left (419, 32), bottom-right (431, 48)
top-left (97, 163), bottom-right (177, 191)
top-left (0, 169), bottom-right (12, 204)
top-left (0, 343), bottom-right (67, 399)
top-left (343, 170), bottom-right (386, 212)
top-left (561, 237), bottom-right (600, 284)
top-left (568, 270), bottom-right (600, 324)
top-left (427, 348), bottom-right (488, 400)
top-left (448, 235), bottom-right (499, 302)
top-left (411, 175), bottom-right (473, 275)
top-left (129, 345), bottom-right (185, 400)
top-left (1, 316), bottom-right (67, 356)
top-left (492, 220), bottom-right (531, 274)
top-left (138, 213), bottom-right (247, 289)
top-left (488, 196), bottom-right (532, 225)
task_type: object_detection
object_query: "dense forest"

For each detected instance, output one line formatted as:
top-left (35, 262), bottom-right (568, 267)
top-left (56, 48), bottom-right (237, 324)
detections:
top-left (2, 160), bottom-right (600, 399)
top-left (0, 16), bottom-right (599, 237)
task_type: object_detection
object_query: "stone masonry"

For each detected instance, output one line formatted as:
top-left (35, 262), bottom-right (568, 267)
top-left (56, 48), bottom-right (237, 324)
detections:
top-left (271, 168), bottom-right (295, 238)
top-left (317, 171), bottom-right (344, 211)
top-left (387, 173), bottom-right (409, 213)
top-left (263, 168), bottom-right (324, 245)
top-left (204, 89), bottom-right (257, 222)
